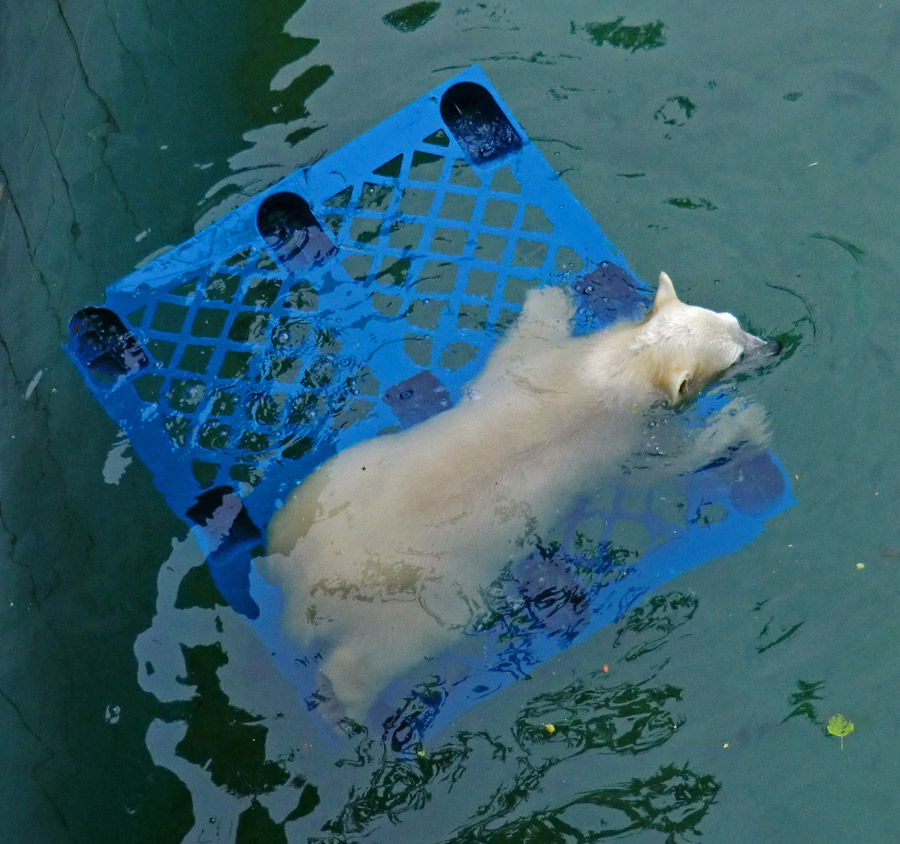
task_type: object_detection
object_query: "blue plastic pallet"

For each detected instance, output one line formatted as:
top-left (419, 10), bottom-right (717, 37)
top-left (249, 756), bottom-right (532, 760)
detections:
top-left (67, 67), bottom-right (793, 743)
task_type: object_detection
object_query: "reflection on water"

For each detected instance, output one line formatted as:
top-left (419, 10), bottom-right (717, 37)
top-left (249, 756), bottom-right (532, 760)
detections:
top-left (576, 18), bottom-right (668, 53)
top-left (383, 2), bottom-right (442, 33)
top-left (167, 642), bottom-right (292, 796)
top-left (138, 537), bottom-right (719, 841)
top-left (612, 592), bottom-right (699, 661)
top-left (195, 1), bottom-right (335, 229)
top-left (512, 676), bottom-right (685, 757)
top-left (445, 764), bottom-right (719, 844)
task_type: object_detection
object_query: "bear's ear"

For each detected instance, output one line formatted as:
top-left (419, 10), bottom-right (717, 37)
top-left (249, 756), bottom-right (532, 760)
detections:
top-left (662, 368), bottom-right (692, 404)
top-left (651, 271), bottom-right (680, 316)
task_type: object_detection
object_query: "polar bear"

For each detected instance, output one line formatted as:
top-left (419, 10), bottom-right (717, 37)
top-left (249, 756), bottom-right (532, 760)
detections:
top-left (261, 272), bottom-right (776, 723)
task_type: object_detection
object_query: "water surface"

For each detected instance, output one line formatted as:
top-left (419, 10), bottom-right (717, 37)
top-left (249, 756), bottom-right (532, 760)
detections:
top-left (2, 1), bottom-right (900, 841)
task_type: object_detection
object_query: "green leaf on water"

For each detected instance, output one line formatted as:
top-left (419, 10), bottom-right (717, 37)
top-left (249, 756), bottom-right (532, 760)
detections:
top-left (827, 714), bottom-right (854, 737)
top-left (827, 714), bottom-right (854, 749)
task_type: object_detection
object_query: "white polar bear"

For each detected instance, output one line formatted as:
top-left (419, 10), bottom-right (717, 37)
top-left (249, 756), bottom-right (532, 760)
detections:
top-left (261, 272), bottom-right (774, 723)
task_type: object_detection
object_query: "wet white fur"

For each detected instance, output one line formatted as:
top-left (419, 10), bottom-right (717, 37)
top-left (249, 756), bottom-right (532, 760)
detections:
top-left (261, 272), bottom-right (767, 722)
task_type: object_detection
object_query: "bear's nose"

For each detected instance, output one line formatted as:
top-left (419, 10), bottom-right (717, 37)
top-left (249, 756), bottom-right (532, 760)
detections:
top-left (732, 337), bottom-right (781, 376)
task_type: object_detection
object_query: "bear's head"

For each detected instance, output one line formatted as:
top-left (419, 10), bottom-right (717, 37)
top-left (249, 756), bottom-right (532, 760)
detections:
top-left (634, 272), bottom-right (777, 404)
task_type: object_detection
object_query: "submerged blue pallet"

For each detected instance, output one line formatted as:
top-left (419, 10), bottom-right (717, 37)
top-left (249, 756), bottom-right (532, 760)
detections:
top-left (67, 67), bottom-right (793, 744)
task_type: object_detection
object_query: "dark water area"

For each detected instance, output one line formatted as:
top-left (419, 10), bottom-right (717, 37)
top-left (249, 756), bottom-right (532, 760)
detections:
top-left (2, 1), bottom-right (900, 842)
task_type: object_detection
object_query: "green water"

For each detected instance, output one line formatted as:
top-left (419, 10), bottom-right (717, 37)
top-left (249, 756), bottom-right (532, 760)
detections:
top-left (2, 1), bottom-right (899, 841)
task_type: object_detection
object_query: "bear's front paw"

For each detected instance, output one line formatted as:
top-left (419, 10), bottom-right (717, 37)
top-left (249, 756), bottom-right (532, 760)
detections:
top-left (692, 400), bottom-right (771, 466)
top-left (516, 286), bottom-right (574, 334)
